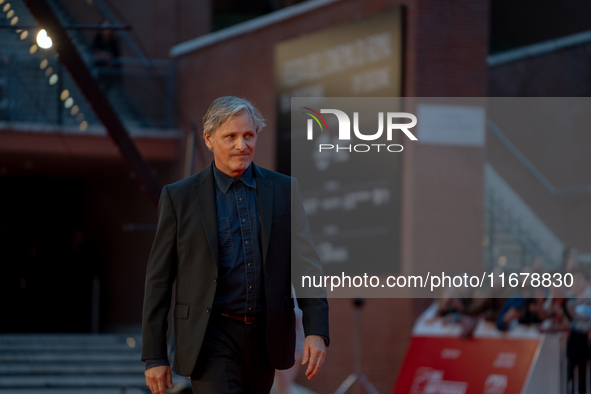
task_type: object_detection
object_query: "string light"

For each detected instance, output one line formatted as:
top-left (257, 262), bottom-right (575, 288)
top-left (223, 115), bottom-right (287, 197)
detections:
top-left (36, 29), bottom-right (52, 49)
top-left (8, 5), bottom-right (90, 132)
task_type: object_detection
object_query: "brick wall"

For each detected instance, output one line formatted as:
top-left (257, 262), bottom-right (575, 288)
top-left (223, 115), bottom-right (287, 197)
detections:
top-left (489, 43), bottom-right (591, 97)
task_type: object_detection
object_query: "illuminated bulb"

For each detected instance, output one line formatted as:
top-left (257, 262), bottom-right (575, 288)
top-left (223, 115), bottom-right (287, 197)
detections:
top-left (64, 97), bottom-right (73, 108)
top-left (6, 9), bottom-right (13, 18)
top-left (29, 44), bottom-right (37, 54)
top-left (40, 59), bottom-right (47, 69)
top-left (19, 30), bottom-right (27, 40)
top-left (45, 66), bottom-right (53, 77)
top-left (36, 29), bottom-right (52, 49)
top-left (79, 121), bottom-right (88, 131)
top-left (2, 4), bottom-right (10, 12)
top-left (70, 105), bottom-right (79, 116)
top-left (48, 74), bottom-right (58, 85)
top-left (10, 16), bottom-right (17, 25)
top-left (60, 89), bottom-right (69, 100)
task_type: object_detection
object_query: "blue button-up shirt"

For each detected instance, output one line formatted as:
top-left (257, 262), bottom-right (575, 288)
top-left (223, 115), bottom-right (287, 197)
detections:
top-left (212, 162), bottom-right (265, 315)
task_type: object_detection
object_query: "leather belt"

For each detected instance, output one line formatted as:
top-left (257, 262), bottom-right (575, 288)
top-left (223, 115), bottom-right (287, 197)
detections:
top-left (215, 310), bottom-right (260, 324)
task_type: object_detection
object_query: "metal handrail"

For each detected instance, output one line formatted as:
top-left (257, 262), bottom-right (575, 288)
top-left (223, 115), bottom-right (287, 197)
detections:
top-left (487, 120), bottom-right (591, 195)
top-left (485, 192), bottom-right (559, 268)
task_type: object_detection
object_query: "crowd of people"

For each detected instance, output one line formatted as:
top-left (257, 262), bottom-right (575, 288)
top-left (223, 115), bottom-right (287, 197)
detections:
top-left (434, 248), bottom-right (591, 394)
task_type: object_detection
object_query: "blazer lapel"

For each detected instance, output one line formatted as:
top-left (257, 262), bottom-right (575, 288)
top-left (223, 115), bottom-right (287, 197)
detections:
top-left (192, 162), bottom-right (219, 264)
top-left (253, 163), bottom-right (273, 265)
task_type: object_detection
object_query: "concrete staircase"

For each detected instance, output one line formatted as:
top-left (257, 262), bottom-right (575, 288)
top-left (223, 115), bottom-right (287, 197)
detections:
top-left (0, 334), bottom-right (190, 394)
top-left (484, 163), bottom-right (564, 271)
top-left (485, 208), bottom-right (533, 271)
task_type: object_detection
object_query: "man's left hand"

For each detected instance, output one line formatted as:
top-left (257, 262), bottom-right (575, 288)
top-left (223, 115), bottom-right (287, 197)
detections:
top-left (301, 335), bottom-right (326, 380)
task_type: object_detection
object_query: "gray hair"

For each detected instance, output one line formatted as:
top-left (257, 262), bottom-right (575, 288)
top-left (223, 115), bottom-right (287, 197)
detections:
top-left (202, 96), bottom-right (266, 137)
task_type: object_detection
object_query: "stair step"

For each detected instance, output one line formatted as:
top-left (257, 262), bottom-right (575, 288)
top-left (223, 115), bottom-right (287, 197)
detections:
top-left (0, 334), bottom-right (139, 343)
top-left (0, 353), bottom-right (140, 362)
top-left (0, 362), bottom-right (144, 375)
top-left (0, 375), bottom-right (146, 388)
top-left (0, 389), bottom-right (148, 394)
top-left (0, 343), bottom-right (139, 351)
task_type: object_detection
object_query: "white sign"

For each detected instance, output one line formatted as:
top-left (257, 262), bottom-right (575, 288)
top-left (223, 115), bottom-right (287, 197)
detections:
top-left (417, 104), bottom-right (485, 147)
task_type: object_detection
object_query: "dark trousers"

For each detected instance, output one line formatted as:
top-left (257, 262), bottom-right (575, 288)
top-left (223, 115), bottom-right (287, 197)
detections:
top-left (567, 331), bottom-right (589, 394)
top-left (568, 358), bottom-right (588, 394)
top-left (190, 312), bottom-right (275, 394)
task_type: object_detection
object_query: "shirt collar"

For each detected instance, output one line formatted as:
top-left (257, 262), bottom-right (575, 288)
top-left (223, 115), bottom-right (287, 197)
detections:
top-left (212, 161), bottom-right (256, 194)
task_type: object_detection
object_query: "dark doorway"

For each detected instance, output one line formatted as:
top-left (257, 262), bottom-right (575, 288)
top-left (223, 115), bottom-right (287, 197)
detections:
top-left (0, 175), bottom-right (103, 333)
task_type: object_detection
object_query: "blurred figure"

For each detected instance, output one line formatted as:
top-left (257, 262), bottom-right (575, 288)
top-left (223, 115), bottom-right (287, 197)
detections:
top-left (496, 267), bottom-right (548, 332)
top-left (565, 267), bottom-right (591, 394)
top-left (539, 272), bottom-right (570, 333)
top-left (436, 285), bottom-right (473, 324)
top-left (436, 282), bottom-right (480, 339)
top-left (468, 266), bottom-right (511, 322)
top-left (92, 19), bottom-right (121, 92)
top-left (562, 247), bottom-right (579, 274)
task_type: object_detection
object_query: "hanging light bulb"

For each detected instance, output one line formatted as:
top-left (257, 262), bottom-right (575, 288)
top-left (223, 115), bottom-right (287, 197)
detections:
top-left (36, 29), bottom-right (52, 49)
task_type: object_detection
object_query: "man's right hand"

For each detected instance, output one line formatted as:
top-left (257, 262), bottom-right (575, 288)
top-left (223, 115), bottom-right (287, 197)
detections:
top-left (145, 365), bottom-right (173, 394)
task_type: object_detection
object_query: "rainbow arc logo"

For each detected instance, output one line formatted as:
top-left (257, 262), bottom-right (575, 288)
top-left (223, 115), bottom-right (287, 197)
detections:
top-left (302, 107), bottom-right (329, 139)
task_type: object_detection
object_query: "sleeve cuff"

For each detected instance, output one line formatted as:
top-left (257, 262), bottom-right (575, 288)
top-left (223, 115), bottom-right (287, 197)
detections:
top-left (145, 358), bottom-right (170, 371)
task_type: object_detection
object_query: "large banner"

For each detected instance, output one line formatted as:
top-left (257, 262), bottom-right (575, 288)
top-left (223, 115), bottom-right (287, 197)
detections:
top-left (274, 7), bottom-right (404, 173)
top-left (392, 336), bottom-right (540, 394)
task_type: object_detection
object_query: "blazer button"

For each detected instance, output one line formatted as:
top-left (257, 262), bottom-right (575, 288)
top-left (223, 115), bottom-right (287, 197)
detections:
top-left (213, 277), bottom-right (217, 283)
top-left (206, 307), bottom-right (211, 313)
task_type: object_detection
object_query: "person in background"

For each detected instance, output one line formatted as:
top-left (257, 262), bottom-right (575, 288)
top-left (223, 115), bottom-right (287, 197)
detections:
top-left (92, 19), bottom-right (121, 92)
top-left (496, 266), bottom-right (549, 332)
top-left (565, 267), bottom-right (591, 394)
top-left (562, 247), bottom-right (579, 275)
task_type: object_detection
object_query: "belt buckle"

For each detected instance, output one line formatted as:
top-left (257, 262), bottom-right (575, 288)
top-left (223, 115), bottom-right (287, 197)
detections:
top-left (244, 316), bottom-right (256, 324)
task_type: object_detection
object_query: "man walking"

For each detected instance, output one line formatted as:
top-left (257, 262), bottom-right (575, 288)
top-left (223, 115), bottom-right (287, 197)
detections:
top-left (142, 96), bottom-right (329, 394)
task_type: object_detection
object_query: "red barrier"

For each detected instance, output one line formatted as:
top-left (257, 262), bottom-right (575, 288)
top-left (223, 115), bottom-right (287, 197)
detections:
top-left (392, 336), bottom-right (540, 394)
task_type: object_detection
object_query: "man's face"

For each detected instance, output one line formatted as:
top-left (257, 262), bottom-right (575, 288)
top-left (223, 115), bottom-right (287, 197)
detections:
top-left (204, 110), bottom-right (258, 177)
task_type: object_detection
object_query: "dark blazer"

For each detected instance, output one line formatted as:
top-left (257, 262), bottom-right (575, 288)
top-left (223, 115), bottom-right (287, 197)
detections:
top-left (141, 162), bottom-right (329, 377)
